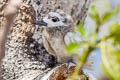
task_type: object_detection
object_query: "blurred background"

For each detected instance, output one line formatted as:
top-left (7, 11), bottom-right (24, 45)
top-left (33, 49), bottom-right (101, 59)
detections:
top-left (84, 0), bottom-right (120, 79)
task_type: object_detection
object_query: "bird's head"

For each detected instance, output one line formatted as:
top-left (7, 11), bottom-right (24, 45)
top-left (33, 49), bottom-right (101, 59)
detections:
top-left (33, 10), bottom-right (74, 28)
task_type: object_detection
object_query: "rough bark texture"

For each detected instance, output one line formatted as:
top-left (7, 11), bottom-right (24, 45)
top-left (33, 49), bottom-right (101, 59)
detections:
top-left (0, 0), bottom-right (91, 80)
top-left (0, 0), bottom-right (23, 79)
top-left (41, 64), bottom-right (89, 80)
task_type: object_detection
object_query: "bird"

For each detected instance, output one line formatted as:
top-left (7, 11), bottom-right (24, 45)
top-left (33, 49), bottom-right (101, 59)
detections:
top-left (33, 10), bottom-right (89, 72)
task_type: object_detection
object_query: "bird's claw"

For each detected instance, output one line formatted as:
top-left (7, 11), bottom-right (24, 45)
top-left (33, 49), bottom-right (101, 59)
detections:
top-left (53, 59), bottom-right (76, 73)
top-left (66, 59), bottom-right (76, 73)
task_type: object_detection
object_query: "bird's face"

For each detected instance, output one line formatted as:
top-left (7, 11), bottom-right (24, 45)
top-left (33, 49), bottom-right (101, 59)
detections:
top-left (33, 11), bottom-right (73, 28)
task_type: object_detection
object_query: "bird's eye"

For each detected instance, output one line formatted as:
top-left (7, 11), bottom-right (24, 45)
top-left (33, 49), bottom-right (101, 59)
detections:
top-left (52, 17), bottom-right (59, 22)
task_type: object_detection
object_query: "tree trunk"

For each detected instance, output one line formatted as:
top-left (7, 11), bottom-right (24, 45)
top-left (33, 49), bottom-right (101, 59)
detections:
top-left (0, 0), bottom-right (91, 80)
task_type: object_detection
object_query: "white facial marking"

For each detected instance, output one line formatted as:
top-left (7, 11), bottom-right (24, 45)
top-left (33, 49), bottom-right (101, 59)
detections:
top-left (43, 12), bottom-right (68, 27)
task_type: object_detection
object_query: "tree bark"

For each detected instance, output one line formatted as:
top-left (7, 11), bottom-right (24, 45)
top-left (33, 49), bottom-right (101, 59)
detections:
top-left (0, 0), bottom-right (91, 80)
top-left (0, 0), bottom-right (23, 79)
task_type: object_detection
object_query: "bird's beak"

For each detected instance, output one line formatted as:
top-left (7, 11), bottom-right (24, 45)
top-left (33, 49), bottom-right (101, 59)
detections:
top-left (33, 20), bottom-right (47, 26)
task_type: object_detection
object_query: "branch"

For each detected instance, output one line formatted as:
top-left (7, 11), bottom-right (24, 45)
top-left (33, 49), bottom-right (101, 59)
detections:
top-left (41, 63), bottom-right (89, 80)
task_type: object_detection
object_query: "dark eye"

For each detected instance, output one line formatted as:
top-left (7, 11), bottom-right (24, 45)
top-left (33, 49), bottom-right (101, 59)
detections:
top-left (52, 17), bottom-right (59, 22)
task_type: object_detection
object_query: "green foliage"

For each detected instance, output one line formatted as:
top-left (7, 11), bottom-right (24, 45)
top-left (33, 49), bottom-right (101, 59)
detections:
top-left (110, 22), bottom-right (120, 45)
top-left (66, 4), bottom-right (120, 80)
top-left (101, 6), bottom-right (119, 24)
top-left (89, 5), bottom-right (118, 25)
top-left (101, 43), bottom-right (120, 80)
top-left (89, 5), bottom-right (101, 25)
top-left (66, 42), bottom-right (81, 53)
top-left (77, 24), bottom-right (86, 37)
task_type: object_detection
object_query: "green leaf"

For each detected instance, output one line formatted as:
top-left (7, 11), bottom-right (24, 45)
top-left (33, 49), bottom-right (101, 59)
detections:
top-left (101, 6), bottom-right (119, 24)
top-left (89, 5), bottom-right (101, 25)
top-left (77, 24), bottom-right (86, 37)
top-left (91, 33), bottom-right (97, 42)
top-left (90, 5), bottom-right (99, 16)
top-left (101, 43), bottom-right (120, 80)
top-left (66, 42), bottom-right (81, 53)
top-left (110, 22), bottom-right (120, 34)
top-left (110, 22), bottom-right (120, 44)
